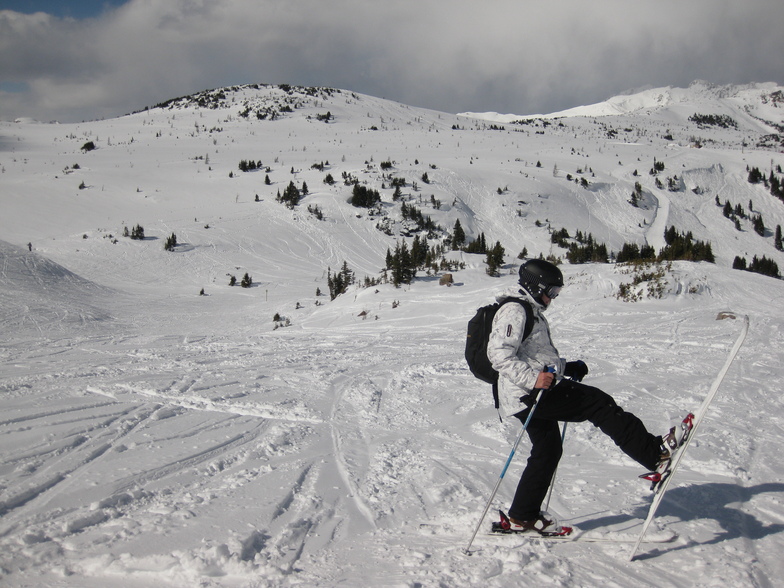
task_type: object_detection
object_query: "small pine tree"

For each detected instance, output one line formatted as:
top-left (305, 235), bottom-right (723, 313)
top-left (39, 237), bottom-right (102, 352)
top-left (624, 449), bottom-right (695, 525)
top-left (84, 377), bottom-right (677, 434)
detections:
top-left (164, 233), bottom-right (177, 251)
top-left (241, 273), bottom-right (252, 288)
top-left (748, 255), bottom-right (780, 278)
top-left (452, 219), bottom-right (466, 250)
top-left (732, 256), bottom-right (747, 270)
top-left (752, 214), bottom-right (766, 237)
top-left (748, 166), bottom-right (763, 184)
top-left (130, 224), bottom-right (145, 240)
top-left (775, 225), bottom-right (783, 251)
top-left (485, 241), bottom-right (505, 276)
top-left (327, 263), bottom-right (355, 299)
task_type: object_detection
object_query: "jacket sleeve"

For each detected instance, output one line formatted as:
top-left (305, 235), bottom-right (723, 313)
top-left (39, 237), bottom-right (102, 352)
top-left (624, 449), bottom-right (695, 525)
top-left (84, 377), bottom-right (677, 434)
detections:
top-left (486, 302), bottom-right (539, 392)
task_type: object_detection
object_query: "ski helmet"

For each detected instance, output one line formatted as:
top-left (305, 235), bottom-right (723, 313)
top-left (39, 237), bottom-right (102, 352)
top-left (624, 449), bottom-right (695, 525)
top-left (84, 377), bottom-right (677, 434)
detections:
top-left (518, 259), bottom-right (563, 302)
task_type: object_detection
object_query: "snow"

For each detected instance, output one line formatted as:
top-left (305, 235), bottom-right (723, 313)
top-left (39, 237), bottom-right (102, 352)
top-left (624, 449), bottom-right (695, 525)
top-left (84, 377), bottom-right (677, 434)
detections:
top-left (1, 81), bottom-right (784, 587)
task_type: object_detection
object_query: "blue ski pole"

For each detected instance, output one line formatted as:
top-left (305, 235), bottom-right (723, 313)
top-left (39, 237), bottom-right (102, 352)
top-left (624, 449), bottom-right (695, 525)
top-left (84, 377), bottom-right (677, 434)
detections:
top-left (465, 368), bottom-right (554, 555)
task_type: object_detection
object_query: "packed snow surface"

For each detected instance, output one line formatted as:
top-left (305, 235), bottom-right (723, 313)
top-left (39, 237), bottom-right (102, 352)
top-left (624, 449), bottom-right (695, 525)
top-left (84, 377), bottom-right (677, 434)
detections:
top-left (1, 82), bottom-right (784, 587)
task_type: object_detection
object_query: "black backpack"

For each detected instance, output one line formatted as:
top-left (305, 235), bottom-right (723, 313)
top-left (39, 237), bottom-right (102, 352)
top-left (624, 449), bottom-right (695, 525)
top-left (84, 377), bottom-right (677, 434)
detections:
top-left (465, 297), bottom-right (534, 412)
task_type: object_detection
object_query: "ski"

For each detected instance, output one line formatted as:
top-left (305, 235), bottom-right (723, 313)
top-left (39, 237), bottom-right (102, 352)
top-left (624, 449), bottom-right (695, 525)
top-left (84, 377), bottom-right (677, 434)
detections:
top-left (490, 510), bottom-right (677, 544)
top-left (488, 529), bottom-right (678, 544)
top-left (629, 312), bottom-right (749, 561)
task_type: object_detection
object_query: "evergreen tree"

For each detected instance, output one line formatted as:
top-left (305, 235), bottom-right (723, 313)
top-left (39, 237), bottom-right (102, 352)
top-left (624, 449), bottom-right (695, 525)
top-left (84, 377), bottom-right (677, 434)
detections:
top-left (658, 226), bottom-right (714, 263)
top-left (748, 166), bottom-right (763, 184)
top-left (411, 235), bottom-right (428, 268)
top-left (389, 241), bottom-right (416, 287)
top-left (485, 241), bottom-right (505, 276)
top-left (164, 233), bottom-right (177, 251)
top-left (752, 214), bottom-right (766, 237)
top-left (339, 261), bottom-right (354, 289)
top-left (451, 219), bottom-right (466, 250)
top-left (277, 181), bottom-right (301, 208)
top-left (350, 183), bottom-right (381, 208)
top-left (775, 225), bottom-right (783, 251)
top-left (327, 262), bottom-right (355, 299)
top-left (241, 273), bottom-right (252, 288)
top-left (129, 224), bottom-right (145, 240)
top-left (327, 267), bottom-right (343, 300)
top-left (732, 256), bottom-right (747, 270)
top-left (748, 255), bottom-right (780, 278)
top-left (464, 233), bottom-right (487, 254)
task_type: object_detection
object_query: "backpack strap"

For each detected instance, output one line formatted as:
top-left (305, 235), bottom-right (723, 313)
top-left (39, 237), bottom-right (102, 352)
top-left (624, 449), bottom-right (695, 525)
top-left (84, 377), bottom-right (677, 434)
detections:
top-left (491, 298), bottom-right (536, 417)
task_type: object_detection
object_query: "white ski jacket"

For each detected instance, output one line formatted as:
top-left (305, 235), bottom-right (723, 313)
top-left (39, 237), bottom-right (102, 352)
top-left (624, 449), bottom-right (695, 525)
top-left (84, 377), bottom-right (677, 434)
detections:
top-left (486, 286), bottom-right (566, 417)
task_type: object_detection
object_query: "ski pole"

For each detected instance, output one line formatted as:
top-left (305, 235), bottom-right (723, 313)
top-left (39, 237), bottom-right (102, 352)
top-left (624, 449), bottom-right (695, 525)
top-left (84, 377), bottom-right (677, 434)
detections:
top-left (543, 421), bottom-right (567, 513)
top-left (465, 368), bottom-right (554, 555)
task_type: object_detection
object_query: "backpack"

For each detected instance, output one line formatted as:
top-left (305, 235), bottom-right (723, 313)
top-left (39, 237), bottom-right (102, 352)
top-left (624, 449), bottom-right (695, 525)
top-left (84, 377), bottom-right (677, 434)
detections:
top-left (464, 297), bottom-right (534, 412)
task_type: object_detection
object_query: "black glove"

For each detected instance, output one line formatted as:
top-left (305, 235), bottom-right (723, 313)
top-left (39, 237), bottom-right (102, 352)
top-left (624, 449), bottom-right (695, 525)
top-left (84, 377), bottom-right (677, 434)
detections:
top-left (564, 360), bottom-right (588, 382)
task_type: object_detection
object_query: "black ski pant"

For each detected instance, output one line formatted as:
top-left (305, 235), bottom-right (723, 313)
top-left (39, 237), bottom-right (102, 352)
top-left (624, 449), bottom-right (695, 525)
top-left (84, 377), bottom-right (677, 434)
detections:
top-left (508, 379), bottom-right (662, 522)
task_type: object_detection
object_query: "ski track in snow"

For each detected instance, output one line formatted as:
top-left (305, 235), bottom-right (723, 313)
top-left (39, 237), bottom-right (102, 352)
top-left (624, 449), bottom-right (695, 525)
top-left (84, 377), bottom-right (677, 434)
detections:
top-left (5, 303), bottom-right (782, 587)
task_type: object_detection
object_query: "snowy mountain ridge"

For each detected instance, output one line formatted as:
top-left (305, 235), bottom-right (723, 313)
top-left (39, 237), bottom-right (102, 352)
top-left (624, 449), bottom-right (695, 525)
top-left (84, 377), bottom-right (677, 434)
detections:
top-left (461, 80), bottom-right (784, 129)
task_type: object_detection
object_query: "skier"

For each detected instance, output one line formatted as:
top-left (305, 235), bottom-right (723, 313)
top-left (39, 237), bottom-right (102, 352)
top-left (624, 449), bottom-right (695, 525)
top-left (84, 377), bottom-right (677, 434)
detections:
top-left (486, 258), bottom-right (670, 533)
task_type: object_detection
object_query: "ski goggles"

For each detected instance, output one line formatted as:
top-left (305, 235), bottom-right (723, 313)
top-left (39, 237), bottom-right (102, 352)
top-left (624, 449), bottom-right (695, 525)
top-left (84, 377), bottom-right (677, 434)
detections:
top-left (544, 285), bottom-right (562, 299)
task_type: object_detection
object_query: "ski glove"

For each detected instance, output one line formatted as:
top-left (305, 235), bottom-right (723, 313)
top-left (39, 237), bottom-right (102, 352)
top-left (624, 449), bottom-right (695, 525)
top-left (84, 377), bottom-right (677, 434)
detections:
top-left (564, 360), bottom-right (588, 382)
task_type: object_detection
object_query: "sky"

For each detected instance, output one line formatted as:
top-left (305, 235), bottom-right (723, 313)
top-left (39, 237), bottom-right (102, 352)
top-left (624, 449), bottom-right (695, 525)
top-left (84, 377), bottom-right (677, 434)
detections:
top-left (1, 0), bottom-right (784, 123)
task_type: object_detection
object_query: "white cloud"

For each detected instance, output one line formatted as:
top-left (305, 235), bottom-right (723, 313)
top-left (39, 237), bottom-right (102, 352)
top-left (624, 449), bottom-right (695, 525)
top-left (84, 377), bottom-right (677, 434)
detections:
top-left (1, 0), bottom-right (783, 122)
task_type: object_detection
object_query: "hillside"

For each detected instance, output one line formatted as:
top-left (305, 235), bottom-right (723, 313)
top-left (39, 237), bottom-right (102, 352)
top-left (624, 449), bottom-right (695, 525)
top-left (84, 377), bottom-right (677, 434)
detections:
top-left (1, 82), bottom-right (783, 587)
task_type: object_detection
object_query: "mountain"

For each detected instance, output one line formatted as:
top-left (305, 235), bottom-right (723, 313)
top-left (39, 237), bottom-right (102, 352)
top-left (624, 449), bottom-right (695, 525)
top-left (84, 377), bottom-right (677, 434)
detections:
top-left (462, 80), bottom-right (784, 131)
top-left (1, 82), bottom-right (783, 587)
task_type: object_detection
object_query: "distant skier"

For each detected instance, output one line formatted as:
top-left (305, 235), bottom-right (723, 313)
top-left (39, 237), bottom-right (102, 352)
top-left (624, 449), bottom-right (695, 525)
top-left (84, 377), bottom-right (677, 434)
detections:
top-left (486, 258), bottom-right (672, 533)
top-left (27, 242), bottom-right (32, 251)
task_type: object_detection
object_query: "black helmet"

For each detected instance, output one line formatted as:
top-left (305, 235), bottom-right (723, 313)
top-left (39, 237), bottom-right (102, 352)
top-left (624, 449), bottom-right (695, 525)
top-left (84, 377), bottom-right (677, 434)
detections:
top-left (518, 259), bottom-right (563, 302)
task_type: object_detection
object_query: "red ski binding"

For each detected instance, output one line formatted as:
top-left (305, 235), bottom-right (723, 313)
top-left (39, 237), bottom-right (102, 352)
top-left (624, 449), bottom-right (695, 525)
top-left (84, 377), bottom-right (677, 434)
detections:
top-left (640, 413), bottom-right (695, 491)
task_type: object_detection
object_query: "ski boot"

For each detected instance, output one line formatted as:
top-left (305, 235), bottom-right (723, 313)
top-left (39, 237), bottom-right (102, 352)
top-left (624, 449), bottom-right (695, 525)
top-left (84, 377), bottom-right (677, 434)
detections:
top-left (492, 510), bottom-right (572, 536)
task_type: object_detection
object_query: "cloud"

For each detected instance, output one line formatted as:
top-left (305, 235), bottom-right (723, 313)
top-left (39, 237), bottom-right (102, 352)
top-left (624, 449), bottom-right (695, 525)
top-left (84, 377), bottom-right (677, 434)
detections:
top-left (1, 0), bottom-right (783, 122)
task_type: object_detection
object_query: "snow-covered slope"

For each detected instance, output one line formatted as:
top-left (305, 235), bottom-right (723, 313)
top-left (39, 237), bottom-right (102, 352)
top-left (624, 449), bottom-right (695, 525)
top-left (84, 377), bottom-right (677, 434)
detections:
top-left (1, 82), bottom-right (783, 587)
top-left (462, 80), bottom-right (784, 130)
